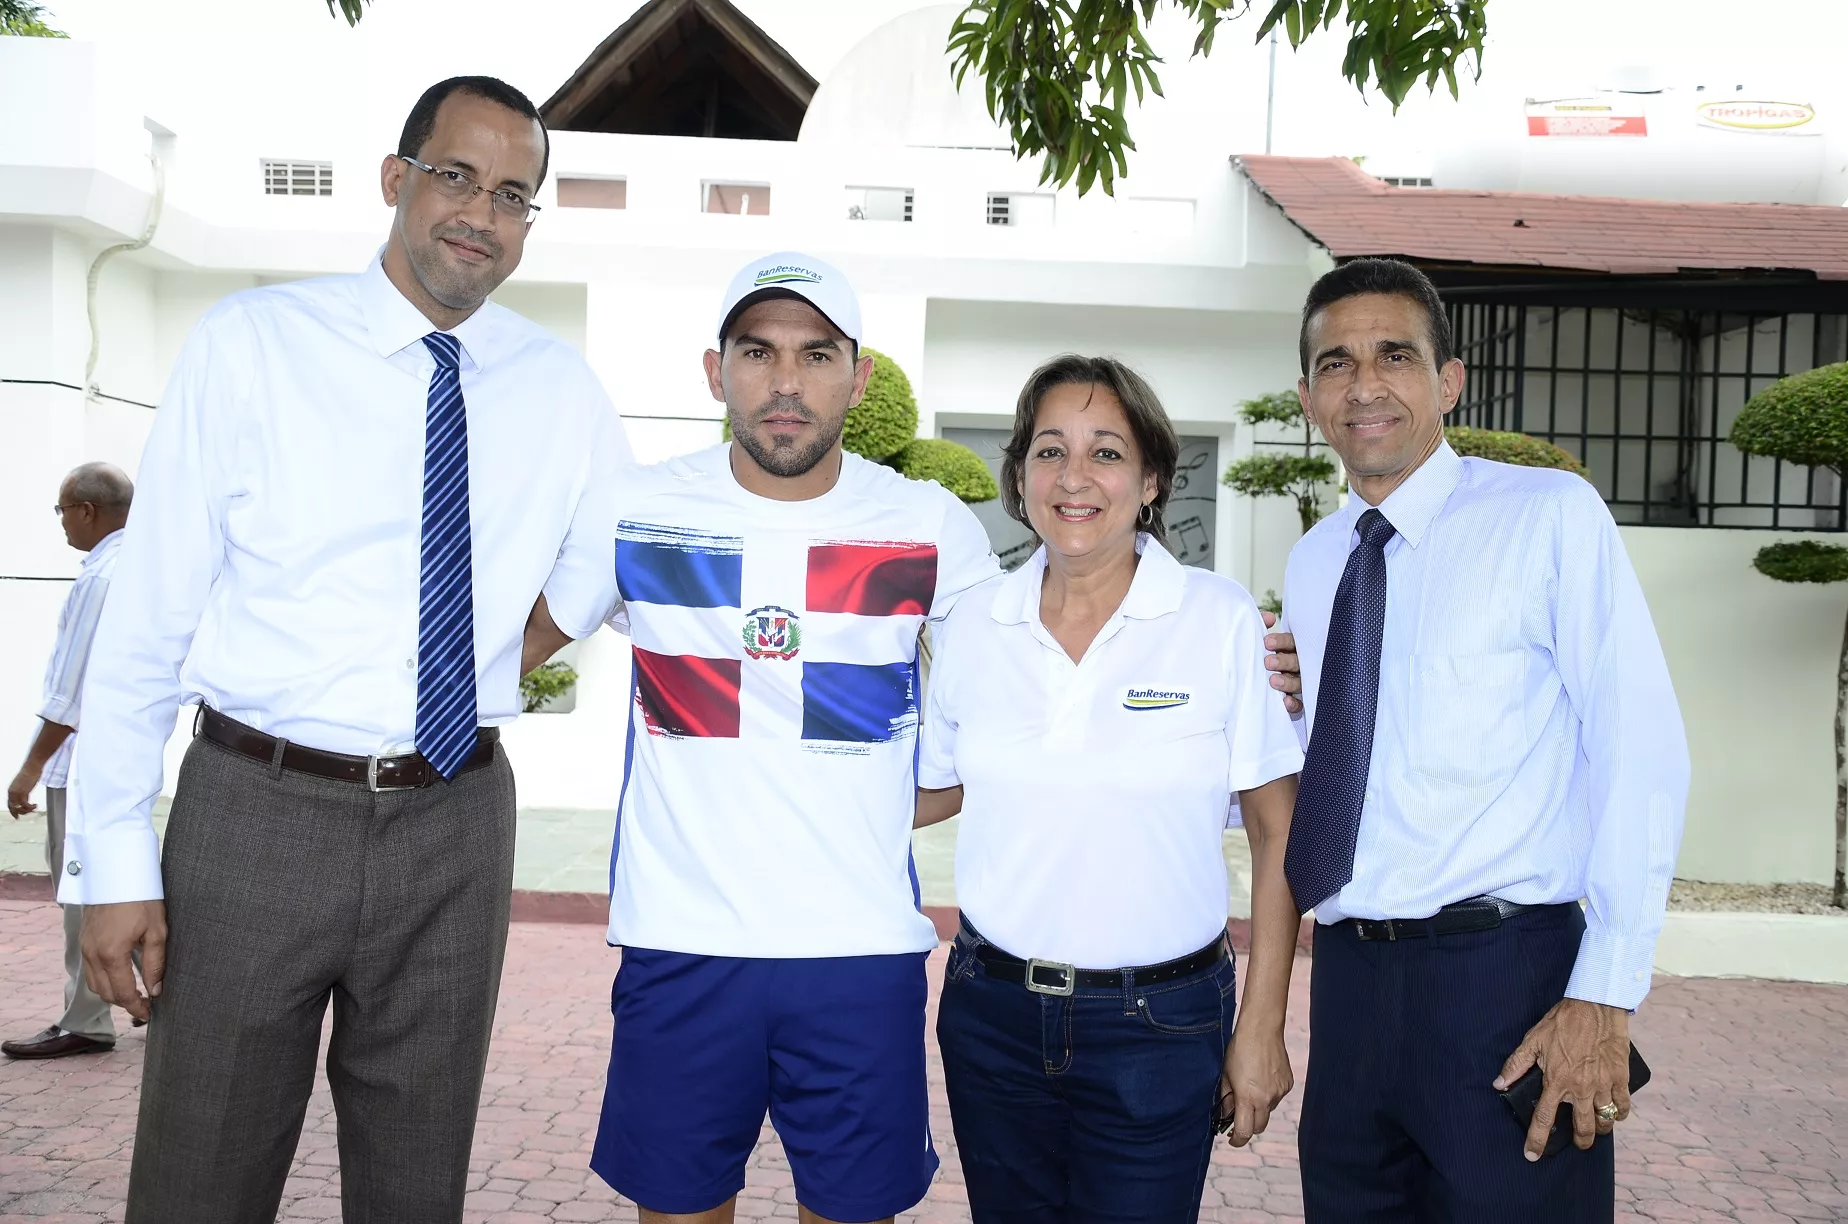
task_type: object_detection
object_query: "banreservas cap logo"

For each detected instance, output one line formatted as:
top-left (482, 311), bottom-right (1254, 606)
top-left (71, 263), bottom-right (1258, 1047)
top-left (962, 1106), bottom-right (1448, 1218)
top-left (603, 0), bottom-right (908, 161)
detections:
top-left (754, 264), bottom-right (823, 287)
top-left (1123, 685), bottom-right (1190, 711)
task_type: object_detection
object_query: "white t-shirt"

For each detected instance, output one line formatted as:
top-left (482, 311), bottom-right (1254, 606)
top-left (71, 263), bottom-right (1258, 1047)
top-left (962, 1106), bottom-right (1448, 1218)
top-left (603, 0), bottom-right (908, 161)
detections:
top-left (920, 537), bottom-right (1304, 969)
top-left (549, 444), bottom-right (1001, 958)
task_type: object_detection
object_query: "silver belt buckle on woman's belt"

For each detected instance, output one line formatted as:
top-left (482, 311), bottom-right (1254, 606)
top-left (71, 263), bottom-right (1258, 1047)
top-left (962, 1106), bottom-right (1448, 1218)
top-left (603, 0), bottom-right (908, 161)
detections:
top-left (1025, 958), bottom-right (1077, 996)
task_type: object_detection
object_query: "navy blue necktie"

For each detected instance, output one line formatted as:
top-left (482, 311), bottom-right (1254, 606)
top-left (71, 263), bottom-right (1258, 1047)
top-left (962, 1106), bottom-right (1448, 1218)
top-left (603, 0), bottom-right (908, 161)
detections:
top-left (1284, 507), bottom-right (1397, 915)
top-left (416, 332), bottom-right (478, 779)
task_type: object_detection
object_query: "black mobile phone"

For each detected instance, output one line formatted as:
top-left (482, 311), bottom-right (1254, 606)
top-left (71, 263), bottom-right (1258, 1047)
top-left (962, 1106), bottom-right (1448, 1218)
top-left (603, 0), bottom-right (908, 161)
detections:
top-left (1499, 1043), bottom-right (1652, 1156)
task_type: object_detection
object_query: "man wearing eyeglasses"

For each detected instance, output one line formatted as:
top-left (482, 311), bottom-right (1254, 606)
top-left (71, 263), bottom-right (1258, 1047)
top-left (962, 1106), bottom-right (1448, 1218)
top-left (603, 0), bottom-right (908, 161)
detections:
top-left (4, 464), bottom-right (134, 1062)
top-left (62, 76), bottom-right (629, 1222)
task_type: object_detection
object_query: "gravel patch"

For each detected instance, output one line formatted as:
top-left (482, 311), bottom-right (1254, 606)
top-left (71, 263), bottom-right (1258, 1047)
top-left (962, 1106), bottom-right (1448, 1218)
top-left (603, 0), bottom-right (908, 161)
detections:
top-left (1670, 879), bottom-right (1845, 915)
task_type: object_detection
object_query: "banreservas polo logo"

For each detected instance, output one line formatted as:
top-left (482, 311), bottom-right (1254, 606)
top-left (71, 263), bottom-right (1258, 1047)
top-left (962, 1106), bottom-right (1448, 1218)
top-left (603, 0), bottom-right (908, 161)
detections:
top-left (1123, 686), bottom-right (1191, 711)
top-left (743, 606), bottom-right (801, 660)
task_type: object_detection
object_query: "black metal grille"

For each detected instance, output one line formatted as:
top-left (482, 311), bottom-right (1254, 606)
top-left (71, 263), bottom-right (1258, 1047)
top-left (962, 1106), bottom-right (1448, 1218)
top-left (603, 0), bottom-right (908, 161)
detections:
top-left (1449, 303), bottom-right (1847, 529)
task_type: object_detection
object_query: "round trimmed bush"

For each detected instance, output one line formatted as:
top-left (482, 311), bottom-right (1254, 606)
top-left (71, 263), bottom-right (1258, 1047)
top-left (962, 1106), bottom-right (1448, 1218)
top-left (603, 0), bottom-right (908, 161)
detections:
top-left (842, 347), bottom-right (918, 462)
top-left (1753, 540), bottom-right (1848, 585)
top-left (1731, 362), bottom-right (1848, 472)
top-left (1444, 426), bottom-right (1589, 478)
top-left (889, 438), bottom-right (999, 503)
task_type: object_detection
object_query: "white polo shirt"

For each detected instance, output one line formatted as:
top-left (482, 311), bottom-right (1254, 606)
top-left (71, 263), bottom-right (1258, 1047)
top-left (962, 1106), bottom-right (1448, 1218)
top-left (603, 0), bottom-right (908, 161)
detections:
top-left (920, 536), bottom-right (1304, 969)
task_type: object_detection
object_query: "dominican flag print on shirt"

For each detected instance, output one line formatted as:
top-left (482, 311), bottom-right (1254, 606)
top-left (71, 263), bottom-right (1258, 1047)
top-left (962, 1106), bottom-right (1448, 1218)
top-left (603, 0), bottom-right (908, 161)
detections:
top-left (618, 521), bottom-right (938, 747)
top-left (586, 446), bottom-right (1002, 961)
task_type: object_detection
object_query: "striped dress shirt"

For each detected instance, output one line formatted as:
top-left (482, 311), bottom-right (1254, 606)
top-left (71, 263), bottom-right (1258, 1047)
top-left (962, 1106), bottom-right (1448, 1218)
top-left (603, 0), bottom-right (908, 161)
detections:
top-left (1283, 442), bottom-right (1690, 1010)
top-left (36, 529), bottom-right (125, 788)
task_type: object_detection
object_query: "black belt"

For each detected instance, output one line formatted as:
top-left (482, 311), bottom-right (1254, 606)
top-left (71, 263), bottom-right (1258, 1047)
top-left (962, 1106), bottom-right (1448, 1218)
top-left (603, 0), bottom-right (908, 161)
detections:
top-left (1348, 895), bottom-right (1537, 942)
top-left (959, 919), bottom-right (1228, 997)
top-left (196, 706), bottom-right (498, 791)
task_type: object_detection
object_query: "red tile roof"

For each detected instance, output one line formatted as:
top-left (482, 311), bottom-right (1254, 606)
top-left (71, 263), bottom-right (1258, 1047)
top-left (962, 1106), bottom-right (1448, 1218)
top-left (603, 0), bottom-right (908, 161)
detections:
top-left (1235, 155), bottom-right (1848, 281)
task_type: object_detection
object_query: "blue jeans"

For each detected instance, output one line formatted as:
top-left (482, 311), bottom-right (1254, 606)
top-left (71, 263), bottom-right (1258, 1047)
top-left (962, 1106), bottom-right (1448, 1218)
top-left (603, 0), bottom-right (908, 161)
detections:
top-left (936, 926), bottom-right (1235, 1223)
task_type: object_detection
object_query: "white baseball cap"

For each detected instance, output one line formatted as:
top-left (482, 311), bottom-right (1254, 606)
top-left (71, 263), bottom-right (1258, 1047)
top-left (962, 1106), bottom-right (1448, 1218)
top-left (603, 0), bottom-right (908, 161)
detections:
top-left (715, 251), bottom-right (862, 346)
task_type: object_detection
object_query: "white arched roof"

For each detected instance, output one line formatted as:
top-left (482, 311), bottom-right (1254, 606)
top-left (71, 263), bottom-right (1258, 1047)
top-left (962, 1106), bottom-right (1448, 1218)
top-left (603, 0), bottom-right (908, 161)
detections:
top-left (799, 5), bottom-right (1009, 148)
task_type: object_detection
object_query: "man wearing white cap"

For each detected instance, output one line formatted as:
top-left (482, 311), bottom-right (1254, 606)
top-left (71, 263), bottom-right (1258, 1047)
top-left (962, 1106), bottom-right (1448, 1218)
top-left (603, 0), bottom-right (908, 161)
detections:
top-left (527, 252), bottom-right (1000, 1223)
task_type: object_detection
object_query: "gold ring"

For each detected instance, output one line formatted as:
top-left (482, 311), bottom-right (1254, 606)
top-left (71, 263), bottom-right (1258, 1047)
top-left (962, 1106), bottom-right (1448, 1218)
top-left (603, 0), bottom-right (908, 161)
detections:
top-left (1596, 1103), bottom-right (1621, 1122)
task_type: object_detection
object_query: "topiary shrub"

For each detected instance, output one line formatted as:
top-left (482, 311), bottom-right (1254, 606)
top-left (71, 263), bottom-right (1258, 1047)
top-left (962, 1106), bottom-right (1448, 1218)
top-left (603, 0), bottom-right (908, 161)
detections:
top-left (841, 347), bottom-right (919, 462)
top-left (1731, 362), bottom-right (1848, 471)
top-left (1731, 362), bottom-right (1848, 908)
top-left (889, 438), bottom-right (1000, 503)
top-left (1443, 426), bottom-right (1590, 478)
top-left (1222, 390), bottom-right (1339, 534)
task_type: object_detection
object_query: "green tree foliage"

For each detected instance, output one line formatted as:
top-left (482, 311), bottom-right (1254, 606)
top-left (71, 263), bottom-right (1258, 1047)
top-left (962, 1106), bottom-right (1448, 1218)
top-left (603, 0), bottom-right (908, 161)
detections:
top-left (324, 0), bottom-right (366, 25)
top-left (1730, 363), bottom-right (1848, 908)
top-left (519, 661), bottom-right (577, 713)
top-left (891, 438), bottom-right (1001, 503)
top-left (947, 0), bottom-right (1486, 195)
top-left (1443, 426), bottom-right (1590, 478)
top-left (843, 347), bottom-right (920, 462)
top-left (1753, 541), bottom-right (1848, 585)
top-left (0, 0), bottom-right (67, 36)
top-left (1222, 390), bottom-right (1337, 533)
top-left (1731, 361), bottom-right (1848, 473)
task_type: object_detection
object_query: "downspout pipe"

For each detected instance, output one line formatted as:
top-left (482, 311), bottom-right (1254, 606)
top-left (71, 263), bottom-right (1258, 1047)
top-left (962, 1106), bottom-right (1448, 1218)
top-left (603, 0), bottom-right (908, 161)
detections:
top-left (84, 151), bottom-right (165, 404)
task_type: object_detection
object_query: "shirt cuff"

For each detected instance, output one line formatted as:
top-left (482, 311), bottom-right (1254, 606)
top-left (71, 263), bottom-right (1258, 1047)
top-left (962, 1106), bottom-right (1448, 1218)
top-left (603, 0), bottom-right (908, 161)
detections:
top-left (38, 698), bottom-right (79, 728)
top-left (55, 824), bottom-right (166, 905)
top-left (1564, 928), bottom-right (1656, 1011)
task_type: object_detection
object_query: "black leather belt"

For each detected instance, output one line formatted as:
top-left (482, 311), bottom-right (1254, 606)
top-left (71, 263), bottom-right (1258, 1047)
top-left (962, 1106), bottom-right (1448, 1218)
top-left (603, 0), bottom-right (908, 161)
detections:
top-left (1349, 895), bottom-right (1535, 942)
top-left (959, 919), bottom-right (1228, 997)
top-left (197, 706), bottom-right (498, 791)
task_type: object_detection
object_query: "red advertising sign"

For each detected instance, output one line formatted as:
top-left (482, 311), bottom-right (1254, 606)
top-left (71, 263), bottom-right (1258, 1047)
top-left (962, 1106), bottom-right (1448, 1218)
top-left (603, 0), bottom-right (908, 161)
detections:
top-left (1527, 114), bottom-right (1649, 137)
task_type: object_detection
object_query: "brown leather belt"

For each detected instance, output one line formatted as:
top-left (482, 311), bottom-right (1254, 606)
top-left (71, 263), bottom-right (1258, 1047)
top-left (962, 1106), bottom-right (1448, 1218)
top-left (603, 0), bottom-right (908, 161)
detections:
top-left (196, 706), bottom-right (498, 791)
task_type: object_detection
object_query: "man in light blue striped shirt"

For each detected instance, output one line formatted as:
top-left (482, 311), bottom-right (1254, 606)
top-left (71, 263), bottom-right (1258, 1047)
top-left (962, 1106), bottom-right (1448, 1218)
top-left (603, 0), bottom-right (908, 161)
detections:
top-left (1282, 260), bottom-right (1689, 1222)
top-left (4, 463), bottom-right (133, 1061)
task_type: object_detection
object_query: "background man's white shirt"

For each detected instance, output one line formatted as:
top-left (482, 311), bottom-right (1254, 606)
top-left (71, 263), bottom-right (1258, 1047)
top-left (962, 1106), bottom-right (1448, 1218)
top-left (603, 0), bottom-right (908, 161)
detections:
top-left (1284, 442), bottom-right (1689, 1010)
top-left (36, 529), bottom-right (125, 789)
top-left (62, 258), bottom-right (630, 905)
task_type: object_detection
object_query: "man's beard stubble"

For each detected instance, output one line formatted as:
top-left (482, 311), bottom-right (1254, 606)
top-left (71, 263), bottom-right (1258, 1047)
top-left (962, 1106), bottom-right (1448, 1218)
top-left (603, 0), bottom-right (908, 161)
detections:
top-left (408, 221), bottom-right (506, 312)
top-left (729, 395), bottom-right (844, 479)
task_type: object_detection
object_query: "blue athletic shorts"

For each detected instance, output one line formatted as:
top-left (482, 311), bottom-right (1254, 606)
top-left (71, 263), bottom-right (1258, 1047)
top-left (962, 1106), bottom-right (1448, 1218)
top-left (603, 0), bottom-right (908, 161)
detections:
top-left (590, 947), bottom-right (938, 1221)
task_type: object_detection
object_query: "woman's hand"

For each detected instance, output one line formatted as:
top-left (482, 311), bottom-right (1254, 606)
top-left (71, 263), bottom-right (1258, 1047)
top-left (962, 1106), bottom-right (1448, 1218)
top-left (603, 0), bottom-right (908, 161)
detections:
top-left (1219, 1024), bottom-right (1294, 1147)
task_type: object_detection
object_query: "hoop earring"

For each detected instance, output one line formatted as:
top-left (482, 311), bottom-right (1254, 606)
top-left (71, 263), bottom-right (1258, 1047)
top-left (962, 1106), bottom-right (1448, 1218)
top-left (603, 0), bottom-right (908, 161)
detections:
top-left (1139, 502), bottom-right (1155, 526)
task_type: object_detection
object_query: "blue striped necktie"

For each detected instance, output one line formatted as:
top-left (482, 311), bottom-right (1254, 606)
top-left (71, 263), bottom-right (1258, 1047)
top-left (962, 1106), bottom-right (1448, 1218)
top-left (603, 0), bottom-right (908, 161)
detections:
top-left (417, 332), bottom-right (478, 779)
top-left (1284, 507), bottom-right (1397, 914)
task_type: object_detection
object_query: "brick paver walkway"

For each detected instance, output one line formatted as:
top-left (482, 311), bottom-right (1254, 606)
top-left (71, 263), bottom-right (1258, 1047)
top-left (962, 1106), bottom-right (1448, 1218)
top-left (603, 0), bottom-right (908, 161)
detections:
top-left (2, 899), bottom-right (1843, 1222)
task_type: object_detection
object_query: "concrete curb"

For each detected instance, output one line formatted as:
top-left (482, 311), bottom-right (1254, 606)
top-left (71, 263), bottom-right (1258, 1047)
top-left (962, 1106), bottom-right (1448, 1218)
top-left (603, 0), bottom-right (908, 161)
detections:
top-left (1654, 909), bottom-right (1848, 984)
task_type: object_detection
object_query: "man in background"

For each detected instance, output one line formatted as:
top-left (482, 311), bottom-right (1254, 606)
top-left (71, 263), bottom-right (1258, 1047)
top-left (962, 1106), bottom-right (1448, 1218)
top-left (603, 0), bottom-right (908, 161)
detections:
top-left (4, 462), bottom-right (133, 1060)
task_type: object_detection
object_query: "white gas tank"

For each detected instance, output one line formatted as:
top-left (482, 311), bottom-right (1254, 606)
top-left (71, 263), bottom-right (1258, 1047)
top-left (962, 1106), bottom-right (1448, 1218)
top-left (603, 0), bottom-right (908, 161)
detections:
top-left (1433, 67), bottom-right (1847, 205)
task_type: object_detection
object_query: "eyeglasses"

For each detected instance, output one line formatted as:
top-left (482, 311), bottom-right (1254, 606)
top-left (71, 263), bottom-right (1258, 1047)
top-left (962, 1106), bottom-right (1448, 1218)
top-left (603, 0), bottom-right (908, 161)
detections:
top-left (399, 156), bottom-right (542, 222)
top-left (53, 502), bottom-right (91, 517)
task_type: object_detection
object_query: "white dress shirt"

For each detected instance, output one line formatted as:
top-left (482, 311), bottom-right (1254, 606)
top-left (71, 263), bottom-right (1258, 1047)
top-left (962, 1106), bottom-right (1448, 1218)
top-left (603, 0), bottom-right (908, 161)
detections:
top-left (36, 529), bottom-right (125, 789)
top-left (61, 257), bottom-right (630, 906)
top-left (1284, 442), bottom-right (1689, 1010)
top-left (920, 537), bottom-right (1304, 969)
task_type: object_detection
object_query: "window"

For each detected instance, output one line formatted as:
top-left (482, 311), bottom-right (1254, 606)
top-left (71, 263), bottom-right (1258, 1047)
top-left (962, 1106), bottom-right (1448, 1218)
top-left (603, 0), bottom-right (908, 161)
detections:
top-left (847, 186), bottom-right (913, 222)
top-left (986, 192), bottom-right (1054, 227)
top-left (557, 177), bottom-right (627, 209)
top-left (263, 160), bottom-right (332, 196)
top-left (704, 182), bottom-right (770, 215)
top-left (1451, 302), bottom-right (1847, 529)
top-left (1380, 176), bottom-right (1434, 188)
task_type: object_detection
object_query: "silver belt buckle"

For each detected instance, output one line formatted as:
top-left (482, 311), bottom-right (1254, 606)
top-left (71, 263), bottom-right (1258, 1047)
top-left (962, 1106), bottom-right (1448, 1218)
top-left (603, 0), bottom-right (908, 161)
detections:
top-left (366, 754), bottom-right (419, 793)
top-left (1025, 958), bottom-right (1076, 996)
